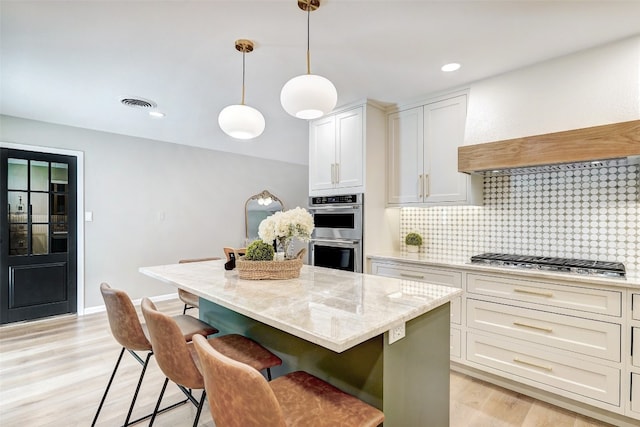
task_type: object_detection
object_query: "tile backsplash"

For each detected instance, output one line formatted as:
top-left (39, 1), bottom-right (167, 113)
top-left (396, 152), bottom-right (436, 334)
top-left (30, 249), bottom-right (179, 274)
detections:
top-left (400, 165), bottom-right (640, 273)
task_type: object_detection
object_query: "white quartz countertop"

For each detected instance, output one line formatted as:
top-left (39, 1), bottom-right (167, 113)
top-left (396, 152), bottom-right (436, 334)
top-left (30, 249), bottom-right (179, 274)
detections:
top-left (368, 252), bottom-right (640, 288)
top-left (140, 260), bottom-right (461, 353)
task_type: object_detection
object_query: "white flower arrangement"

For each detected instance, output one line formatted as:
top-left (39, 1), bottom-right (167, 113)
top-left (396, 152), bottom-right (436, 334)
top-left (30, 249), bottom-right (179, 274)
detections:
top-left (258, 207), bottom-right (314, 258)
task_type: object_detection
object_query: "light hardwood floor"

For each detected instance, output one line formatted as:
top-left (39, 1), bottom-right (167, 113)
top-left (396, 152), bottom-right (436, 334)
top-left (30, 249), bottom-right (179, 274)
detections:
top-left (0, 299), bottom-right (614, 427)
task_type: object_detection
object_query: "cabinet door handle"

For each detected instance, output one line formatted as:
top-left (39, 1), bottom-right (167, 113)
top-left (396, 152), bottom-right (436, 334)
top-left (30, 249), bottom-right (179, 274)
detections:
top-left (335, 163), bottom-right (340, 183)
top-left (514, 288), bottom-right (554, 298)
top-left (513, 357), bottom-right (553, 371)
top-left (331, 163), bottom-right (336, 184)
top-left (423, 174), bottom-right (430, 198)
top-left (513, 321), bottom-right (553, 333)
top-left (418, 174), bottom-right (423, 199)
top-left (400, 273), bottom-right (425, 280)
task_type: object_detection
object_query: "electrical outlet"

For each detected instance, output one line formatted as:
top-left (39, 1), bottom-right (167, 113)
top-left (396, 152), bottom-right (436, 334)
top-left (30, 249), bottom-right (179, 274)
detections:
top-left (388, 322), bottom-right (406, 344)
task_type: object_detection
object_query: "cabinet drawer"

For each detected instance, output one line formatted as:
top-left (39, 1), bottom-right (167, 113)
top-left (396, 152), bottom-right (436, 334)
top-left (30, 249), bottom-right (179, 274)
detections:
top-left (450, 327), bottom-right (461, 359)
top-left (467, 332), bottom-right (620, 406)
top-left (633, 294), bottom-right (640, 321)
top-left (467, 273), bottom-right (621, 317)
top-left (633, 327), bottom-right (640, 368)
top-left (372, 263), bottom-right (461, 323)
top-left (467, 299), bottom-right (620, 362)
top-left (373, 263), bottom-right (461, 287)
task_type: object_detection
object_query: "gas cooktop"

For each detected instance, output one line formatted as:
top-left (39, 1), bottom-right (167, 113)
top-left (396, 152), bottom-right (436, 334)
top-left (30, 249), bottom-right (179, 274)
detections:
top-left (470, 253), bottom-right (626, 278)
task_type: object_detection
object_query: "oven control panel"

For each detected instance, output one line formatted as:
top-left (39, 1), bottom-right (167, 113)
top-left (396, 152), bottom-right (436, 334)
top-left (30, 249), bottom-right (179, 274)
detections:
top-left (310, 194), bottom-right (362, 206)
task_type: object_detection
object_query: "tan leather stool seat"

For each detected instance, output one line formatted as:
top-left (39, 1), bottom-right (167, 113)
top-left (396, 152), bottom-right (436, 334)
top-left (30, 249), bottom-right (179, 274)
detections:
top-left (188, 333), bottom-right (284, 374)
top-left (270, 371), bottom-right (384, 427)
top-left (193, 334), bottom-right (384, 427)
top-left (177, 288), bottom-right (200, 308)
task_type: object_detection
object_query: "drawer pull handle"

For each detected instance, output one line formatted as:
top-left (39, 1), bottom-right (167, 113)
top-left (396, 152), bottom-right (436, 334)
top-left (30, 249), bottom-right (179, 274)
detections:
top-left (513, 357), bottom-right (553, 371)
top-left (514, 288), bottom-right (554, 298)
top-left (513, 321), bottom-right (553, 333)
top-left (401, 273), bottom-right (425, 280)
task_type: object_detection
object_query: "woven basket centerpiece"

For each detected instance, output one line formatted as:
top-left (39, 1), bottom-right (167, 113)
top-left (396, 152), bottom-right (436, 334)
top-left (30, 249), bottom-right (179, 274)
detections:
top-left (236, 248), bottom-right (306, 280)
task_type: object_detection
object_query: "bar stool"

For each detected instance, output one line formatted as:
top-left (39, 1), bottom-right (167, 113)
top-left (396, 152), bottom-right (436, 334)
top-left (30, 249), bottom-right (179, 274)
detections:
top-left (141, 297), bottom-right (282, 427)
top-left (91, 283), bottom-right (218, 427)
top-left (193, 334), bottom-right (384, 427)
top-left (177, 257), bottom-right (221, 314)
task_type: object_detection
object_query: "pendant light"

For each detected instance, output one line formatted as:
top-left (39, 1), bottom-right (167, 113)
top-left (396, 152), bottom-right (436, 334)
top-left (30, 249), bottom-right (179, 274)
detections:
top-left (218, 39), bottom-right (265, 139)
top-left (280, 0), bottom-right (337, 120)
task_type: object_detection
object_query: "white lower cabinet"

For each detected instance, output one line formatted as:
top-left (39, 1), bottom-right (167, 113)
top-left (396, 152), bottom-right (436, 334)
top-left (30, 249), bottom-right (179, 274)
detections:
top-left (465, 272), bottom-right (624, 413)
top-left (369, 260), bottom-right (462, 359)
top-left (450, 327), bottom-right (461, 359)
top-left (632, 374), bottom-right (640, 414)
top-left (629, 293), bottom-right (640, 418)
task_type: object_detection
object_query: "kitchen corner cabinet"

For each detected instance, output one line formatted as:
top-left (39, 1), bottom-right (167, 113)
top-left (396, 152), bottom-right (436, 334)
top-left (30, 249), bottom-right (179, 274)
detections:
top-left (387, 94), bottom-right (481, 206)
top-left (309, 106), bottom-right (364, 195)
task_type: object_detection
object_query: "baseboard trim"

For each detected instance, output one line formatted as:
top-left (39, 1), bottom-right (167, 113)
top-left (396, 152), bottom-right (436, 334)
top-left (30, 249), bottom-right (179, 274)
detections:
top-left (83, 292), bottom-right (179, 315)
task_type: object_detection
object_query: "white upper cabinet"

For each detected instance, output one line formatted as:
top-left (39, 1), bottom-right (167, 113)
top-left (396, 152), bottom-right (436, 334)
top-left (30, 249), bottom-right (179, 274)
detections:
top-left (387, 93), bottom-right (482, 206)
top-left (387, 106), bottom-right (424, 204)
top-left (309, 106), bottom-right (364, 195)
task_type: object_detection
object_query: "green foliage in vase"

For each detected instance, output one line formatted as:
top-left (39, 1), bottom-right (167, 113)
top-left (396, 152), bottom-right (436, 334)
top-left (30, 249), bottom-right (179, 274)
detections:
top-left (405, 232), bottom-right (423, 246)
top-left (245, 240), bottom-right (275, 261)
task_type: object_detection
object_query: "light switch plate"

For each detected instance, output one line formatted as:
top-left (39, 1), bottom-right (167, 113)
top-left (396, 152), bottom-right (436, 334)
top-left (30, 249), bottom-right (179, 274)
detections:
top-left (84, 211), bottom-right (93, 222)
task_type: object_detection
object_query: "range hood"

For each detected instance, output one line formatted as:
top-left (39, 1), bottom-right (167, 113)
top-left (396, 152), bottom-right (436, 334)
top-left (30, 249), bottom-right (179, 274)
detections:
top-left (458, 120), bottom-right (640, 175)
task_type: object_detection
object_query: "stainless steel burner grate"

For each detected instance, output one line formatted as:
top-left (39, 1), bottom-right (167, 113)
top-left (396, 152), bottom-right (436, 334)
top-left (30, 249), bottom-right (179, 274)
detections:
top-left (470, 253), bottom-right (626, 278)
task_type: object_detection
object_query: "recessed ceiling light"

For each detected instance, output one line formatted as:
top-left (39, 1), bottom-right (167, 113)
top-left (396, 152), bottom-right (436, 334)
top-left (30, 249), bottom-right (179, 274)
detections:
top-left (149, 111), bottom-right (165, 118)
top-left (441, 63), bottom-right (461, 72)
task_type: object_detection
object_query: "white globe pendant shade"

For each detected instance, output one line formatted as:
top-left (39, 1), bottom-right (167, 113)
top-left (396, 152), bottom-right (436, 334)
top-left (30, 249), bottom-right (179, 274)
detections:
top-left (280, 74), bottom-right (337, 120)
top-left (218, 104), bottom-right (265, 140)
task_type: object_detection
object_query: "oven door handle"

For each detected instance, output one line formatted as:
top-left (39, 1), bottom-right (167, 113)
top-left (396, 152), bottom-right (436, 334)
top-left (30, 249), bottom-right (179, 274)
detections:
top-left (310, 238), bottom-right (360, 246)
top-left (308, 205), bottom-right (360, 211)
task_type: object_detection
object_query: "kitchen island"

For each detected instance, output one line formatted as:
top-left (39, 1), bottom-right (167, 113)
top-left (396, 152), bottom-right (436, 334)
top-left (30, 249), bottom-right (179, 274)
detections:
top-left (140, 260), bottom-right (461, 426)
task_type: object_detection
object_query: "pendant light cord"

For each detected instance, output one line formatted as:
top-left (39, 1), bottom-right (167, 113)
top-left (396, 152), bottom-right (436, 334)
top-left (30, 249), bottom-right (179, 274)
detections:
top-left (241, 49), bottom-right (246, 105)
top-left (306, 2), bottom-right (311, 75)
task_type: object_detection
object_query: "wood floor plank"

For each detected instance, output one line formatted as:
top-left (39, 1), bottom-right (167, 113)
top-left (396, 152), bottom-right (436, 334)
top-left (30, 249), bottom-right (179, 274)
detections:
top-left (0, 298), bottom-right (619, 427)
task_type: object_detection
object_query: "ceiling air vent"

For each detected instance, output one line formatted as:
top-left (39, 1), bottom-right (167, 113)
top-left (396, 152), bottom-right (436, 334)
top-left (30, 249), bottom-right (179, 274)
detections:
top-left (120, 97), bottom-right (157, 109)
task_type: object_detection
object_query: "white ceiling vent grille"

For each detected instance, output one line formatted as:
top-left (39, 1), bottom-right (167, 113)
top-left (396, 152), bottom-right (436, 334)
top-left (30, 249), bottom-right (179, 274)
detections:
top-left (120, 97), bottom-right (157, 109)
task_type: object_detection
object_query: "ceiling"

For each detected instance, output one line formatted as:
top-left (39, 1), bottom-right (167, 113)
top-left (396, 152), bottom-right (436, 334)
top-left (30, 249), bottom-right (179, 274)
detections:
top-left (2, 1), bottom-right (640, 165)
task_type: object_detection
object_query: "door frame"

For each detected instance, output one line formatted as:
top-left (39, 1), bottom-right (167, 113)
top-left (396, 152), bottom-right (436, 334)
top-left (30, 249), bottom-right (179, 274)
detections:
top-left (1, 141), bottom-right (85, 315)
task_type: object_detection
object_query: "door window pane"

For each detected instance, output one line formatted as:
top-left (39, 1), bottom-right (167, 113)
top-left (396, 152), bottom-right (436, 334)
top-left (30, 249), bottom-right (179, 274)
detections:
top-left (51, 163), bottom-right (68, 184)
top-left (32, 224), bottom-right (49, 255)
top-left (7, 158), bottom-right (28, 190)
top-left (51, 234), bottom-right (68, 253)
top-left (30, 160), bottom-right (49, 191)
top-left (8, 191), bottom-right (28, 216)
top-left (9, 224), bottom-right (28, 255)
top-left (30, 192), bottom-right (49, 218)
top-left (51, 184), bottom-right (67, 215)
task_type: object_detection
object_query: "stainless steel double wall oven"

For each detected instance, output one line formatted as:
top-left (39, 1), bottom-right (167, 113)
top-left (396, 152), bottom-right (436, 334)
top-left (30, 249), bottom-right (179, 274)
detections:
top-left (308, 194), bottom-right (363, 273)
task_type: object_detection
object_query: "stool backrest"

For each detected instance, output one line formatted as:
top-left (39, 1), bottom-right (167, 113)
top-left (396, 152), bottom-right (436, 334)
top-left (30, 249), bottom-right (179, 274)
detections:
top-left (141, 297), bottom-right (204, 390)
top-left (100, 282), bottom-right (151, 351)
top-left (193, 334), bottom-right (286, 427)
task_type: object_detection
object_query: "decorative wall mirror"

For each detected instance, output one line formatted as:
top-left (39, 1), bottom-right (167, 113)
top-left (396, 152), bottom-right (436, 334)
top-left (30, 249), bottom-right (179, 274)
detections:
top-left (245, 190), bottom-right (284, 241)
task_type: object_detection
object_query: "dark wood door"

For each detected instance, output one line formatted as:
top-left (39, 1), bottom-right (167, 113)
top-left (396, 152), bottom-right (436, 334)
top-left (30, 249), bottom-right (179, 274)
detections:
top-left (1, 149), bottom-right (77, 324)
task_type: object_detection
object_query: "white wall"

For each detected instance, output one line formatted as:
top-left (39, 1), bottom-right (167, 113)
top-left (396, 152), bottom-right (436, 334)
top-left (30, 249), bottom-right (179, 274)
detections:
top-left (1, 115), bottom-right (308, 308)
top-left (465, 35), bottom-right (640, 145)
